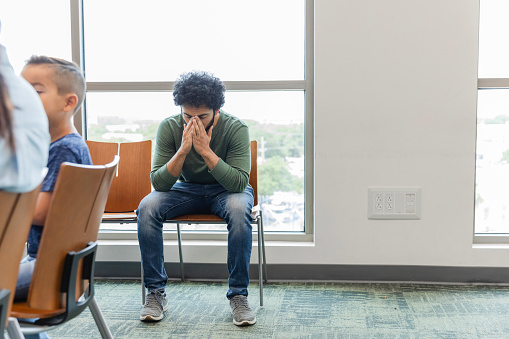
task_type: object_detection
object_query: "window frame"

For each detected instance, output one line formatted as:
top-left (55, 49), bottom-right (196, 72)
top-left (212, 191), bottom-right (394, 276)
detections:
top-left (70, 0), bottom-right (314, 242)
top-left (475, 80), bottom-right (509, 243)
top-left (474, 0), bottom-right (509, 243)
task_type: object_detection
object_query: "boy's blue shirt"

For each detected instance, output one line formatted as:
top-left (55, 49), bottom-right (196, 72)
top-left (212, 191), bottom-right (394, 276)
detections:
top-left (27, 133), bottom-right (92, 258)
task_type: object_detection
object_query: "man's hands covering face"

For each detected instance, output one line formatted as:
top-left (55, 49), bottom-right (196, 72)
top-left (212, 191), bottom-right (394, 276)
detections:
top-left (181, 118), bottom-right (195, 155)
top-left (182, 112), bottom-right (218, 156)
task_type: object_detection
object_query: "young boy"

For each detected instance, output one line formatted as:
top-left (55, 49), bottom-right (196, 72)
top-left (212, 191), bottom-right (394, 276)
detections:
top-left (15, 56), bottom-right (92, 301)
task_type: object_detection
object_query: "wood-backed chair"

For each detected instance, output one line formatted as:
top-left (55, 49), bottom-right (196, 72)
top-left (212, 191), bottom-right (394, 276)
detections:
top-left (141, 140), bottom-right (268, 306)
top-left (0, 181), bottom-right (42, 337)
top-left (7, 157), bottom-right (119, 339)
top-left (86, 140), bottom-right (152, 222)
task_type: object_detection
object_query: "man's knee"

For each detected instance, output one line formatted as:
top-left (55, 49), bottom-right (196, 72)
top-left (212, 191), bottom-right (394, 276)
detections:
top-left (137, 193), bottom-right (169, 240)
top-left (222, 193), bottom-right (253, 229)
top-left (227, 197), bottom-right (251, 213)
top-left (137, 192), bottom-right (163, 220)
top-left (226, 195), bottom-right (252, 215)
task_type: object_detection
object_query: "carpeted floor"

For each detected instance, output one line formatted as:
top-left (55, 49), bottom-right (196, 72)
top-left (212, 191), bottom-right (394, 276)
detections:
top-left (43, 280), bottom-right (509, 338)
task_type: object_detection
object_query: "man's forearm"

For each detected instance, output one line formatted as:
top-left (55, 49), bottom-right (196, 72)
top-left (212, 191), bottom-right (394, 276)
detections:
top-left (209, 159), bottom-right (250, 193)
top-left (201, 148), bottom-right (220, 171)
top-left (166, 149), bottom-right (188, 177)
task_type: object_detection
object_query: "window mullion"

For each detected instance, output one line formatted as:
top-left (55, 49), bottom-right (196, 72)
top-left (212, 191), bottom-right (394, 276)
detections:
top-left (70, 0), bottom-right (85, 136)
top-left (86, 81), bottom-right (307, 92)
top-left (478, 79), bottom-right (509, 89)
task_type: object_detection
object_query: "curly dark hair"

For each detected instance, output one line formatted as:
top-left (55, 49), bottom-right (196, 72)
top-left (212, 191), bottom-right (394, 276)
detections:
top-left (173, 71), bottom-right (226, 111)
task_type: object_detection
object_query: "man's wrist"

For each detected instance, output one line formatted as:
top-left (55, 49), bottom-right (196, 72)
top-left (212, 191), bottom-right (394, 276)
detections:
top-left (166, 148), bottom-right (188, 177)
top-left (176, 147), bottom-right (190, 157)
top-left (201, 149), bottom-right (219, 170)
top-left (200, 148), bottom-right (214, 160)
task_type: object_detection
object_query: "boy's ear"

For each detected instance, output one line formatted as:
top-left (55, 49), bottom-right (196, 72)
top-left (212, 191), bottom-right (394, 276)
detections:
top-left (63, 94), bottom-right (78, 114)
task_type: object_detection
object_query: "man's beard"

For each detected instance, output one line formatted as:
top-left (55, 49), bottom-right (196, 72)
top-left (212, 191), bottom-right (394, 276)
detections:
top-left (205, 116), bottom-right (214, 132)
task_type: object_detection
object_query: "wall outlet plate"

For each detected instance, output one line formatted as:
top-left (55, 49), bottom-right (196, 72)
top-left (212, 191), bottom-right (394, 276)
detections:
top-left (368, 187), bottom-right (421, 220)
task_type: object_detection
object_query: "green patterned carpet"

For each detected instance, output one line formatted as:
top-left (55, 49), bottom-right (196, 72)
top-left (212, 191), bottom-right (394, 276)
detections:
top-left (44, 280), bottom-right (509, 338)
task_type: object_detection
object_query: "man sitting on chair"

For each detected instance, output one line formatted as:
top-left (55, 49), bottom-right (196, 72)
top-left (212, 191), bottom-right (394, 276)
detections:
top-left (137, 71), bottom-right (256, 326)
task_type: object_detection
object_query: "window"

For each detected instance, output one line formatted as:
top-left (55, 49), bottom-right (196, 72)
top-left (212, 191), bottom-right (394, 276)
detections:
top-left (1, 0), bottom-right (313, 236)
top-left (82, 0), bottom-right (313, 234)
top-left (0, 0), bottom-right (71, 73)
top-left (82, 1), bottom-right (304, 82)
top-left (476, 0), bottom-right (509, 236)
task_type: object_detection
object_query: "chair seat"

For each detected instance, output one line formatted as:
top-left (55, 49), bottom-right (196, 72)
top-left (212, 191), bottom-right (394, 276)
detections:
top-left (10, 302), bottom-right (65, 319)
top-left (101, 210), bottom-right (260, 224)
top-left (102, 211), bottom-right (137, 221)
top-left (169, 214), bottom-right (223, 222)
top-left (167, 210), bottom-right (260, 223)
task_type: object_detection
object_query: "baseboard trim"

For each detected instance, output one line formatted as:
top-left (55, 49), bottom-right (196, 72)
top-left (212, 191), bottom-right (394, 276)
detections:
top-left (94, 262), bottom-right (509, 284)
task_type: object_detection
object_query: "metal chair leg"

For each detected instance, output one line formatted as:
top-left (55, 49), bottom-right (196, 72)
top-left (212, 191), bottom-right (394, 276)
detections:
top-left (0, 289), bottom-right (9, 336)
top-left (177, 223), bottom-right (185, 282)
top-left (141, 259), bottom-right (146, 304)
top-left (89, 297), bottom-right (113, 339)
top-left (260, 210), bottom-right (268, 284)
top-left (257, 217), bottom-right (263, 307)
top-left (6, 317), bottom-right (24, 339)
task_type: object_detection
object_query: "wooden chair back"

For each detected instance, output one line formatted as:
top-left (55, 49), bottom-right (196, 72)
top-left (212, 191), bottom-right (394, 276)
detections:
top-left (86, 140), bottom-right (152, 212)
top-left (0, 183), bottom-right (42, 326)
top-left (24, 158), bottom-right (118, 311)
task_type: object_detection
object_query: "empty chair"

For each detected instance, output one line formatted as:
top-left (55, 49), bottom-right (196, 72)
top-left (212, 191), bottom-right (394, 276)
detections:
top-left (86, 140), bottom-right (152, 222)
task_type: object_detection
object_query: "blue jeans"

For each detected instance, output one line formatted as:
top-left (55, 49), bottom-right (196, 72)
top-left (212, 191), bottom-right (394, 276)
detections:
top-left (15, 255), bottom-right (36, 301)
top-left (137, 182), bottom-right (254, 299)
top-left (15, 256), bottom-right (50, 339)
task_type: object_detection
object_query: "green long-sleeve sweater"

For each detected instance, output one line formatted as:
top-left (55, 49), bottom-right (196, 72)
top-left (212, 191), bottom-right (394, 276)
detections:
top-left (150, 110), bottom-right (251, 193)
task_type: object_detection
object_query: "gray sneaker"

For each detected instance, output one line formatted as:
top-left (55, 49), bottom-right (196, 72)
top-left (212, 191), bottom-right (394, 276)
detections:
top-left (229, 295), bottom-right (256, 326)
top-left (140, 290), bottom-right (168, 322)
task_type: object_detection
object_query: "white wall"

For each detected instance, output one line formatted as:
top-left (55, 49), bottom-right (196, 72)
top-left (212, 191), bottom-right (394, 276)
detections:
top-left (312, 0), bottom-right (482, 266)
top-left (100, 0), bottom-right (509, 269)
